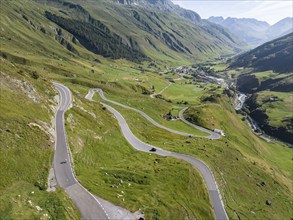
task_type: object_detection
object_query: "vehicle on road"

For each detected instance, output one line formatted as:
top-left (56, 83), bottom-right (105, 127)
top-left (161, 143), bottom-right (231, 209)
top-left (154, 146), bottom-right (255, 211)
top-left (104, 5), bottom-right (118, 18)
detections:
top-left (60, 159), bottom-right (67, 164)
top-left (149, 147), bottom-right (157, 152)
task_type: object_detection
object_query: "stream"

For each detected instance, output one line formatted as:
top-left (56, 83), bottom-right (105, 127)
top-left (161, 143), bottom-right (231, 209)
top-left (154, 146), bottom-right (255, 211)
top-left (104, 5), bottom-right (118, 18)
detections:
top-left (235, 93), bottom-right (247, 111)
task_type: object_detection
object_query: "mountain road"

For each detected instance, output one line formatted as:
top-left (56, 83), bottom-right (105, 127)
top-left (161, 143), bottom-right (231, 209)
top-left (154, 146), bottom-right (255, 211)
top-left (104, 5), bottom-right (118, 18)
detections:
top-left (86, 89), bottom-right (229, 220)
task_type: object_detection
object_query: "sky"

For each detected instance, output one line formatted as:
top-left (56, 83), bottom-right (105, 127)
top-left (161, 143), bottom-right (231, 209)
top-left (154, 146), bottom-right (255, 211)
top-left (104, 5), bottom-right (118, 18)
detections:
top-left (171, 0), bottom-right (293, 25)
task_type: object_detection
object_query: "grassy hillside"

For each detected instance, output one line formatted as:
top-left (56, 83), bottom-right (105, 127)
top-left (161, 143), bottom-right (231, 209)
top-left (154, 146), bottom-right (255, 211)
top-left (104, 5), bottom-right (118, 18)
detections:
top-left (252, 91), bottom-right (292, 128)
top-left (0, 0), bottom-right (95, 218)
top-left (44, 10), bottom-right (147, 62)
top-left (63, 84), bottom-right (214, 219)
top-left (1, 0), bottom-right (292, 219)
top-left (229, 33), bottom-right (293, 73)
top-left (0, 56), bottom-right (80, 219)
top-left (39, 0), bottom-right (243, 64)
top-left (227, 34), bottom-right (293, 144)
top-left (92, 84), bottom-right (293, 220)
top-left (0, 0), bottom-right (215, 218)
top-left (245, 91), bottom-right (293, 144)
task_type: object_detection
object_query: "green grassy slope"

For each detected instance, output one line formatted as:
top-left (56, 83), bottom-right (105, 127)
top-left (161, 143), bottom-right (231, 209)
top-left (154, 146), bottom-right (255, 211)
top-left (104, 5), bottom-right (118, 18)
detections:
top-left (229, 33), bottom-right (293, 73)
top-left (0, 58), bottom-right (80, 219)
top-left (0, 0), bottom-right (94, 218)
top-left (94, 89), bottom-right (292, 220)
top-left (227, 34), bottom-right (293, 144)
top-left (40, 0), bottom-right (244, 64)
top-left (1, 0), bottom-right (292, 219)
top-left (0, 0), bottom-right (215, 218)
top-left (253, 91), bottom-right (292, 128)
top-left (245, 90), bottom-right (293, 144)
top-left (64, 85), bottom-right (214, 219)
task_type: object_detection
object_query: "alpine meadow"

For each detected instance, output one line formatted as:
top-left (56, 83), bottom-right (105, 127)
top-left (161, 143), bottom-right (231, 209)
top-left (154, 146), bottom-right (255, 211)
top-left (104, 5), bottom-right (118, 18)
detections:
top-left (0, 0), bottom-right (292, 220)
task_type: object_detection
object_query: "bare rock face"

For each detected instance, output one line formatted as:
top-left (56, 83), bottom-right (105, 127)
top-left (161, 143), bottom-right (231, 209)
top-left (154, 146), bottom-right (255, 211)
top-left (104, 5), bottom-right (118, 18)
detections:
top-left (116, 0), bottom-right (201, 24)
top-left (117, 0), bottom-right (139, 5)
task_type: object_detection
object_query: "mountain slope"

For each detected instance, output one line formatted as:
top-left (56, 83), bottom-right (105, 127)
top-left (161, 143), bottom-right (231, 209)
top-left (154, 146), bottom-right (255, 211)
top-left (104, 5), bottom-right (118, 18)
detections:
top-left (229, 33), bottom-right (293, 73)
top-left (38, 0), bottom-right (244, 64)
top-left (229, 33), bottom-right (293, 144)
top-left (1, 0), bottom-right (293, 219)
top-left (266, 17), bottom-right (293, 40)
top-left (0, 1), bottom-right (216, 218)
top-left (208, 16), bottom-right (270, 46)
top-left (0, 1), bottom-right (85, 218)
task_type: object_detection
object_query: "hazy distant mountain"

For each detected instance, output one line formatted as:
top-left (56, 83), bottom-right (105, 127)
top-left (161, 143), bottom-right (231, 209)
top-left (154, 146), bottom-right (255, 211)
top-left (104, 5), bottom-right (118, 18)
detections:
top-left (266, 17), bottom-right (293, 40)
top-left (207, 16), bottom-right (224, 24)
top-left (208, 16), bottom-right (269, 46)
top-left (208, 16), bottom-right (293, 46)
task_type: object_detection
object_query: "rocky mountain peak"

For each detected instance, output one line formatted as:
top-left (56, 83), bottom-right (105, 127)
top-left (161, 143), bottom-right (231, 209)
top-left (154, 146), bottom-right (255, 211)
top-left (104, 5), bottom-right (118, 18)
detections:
top-left (116, 0), bottom-right (171, 6)
top-left (116, 0), bottom-right (139, 5)
top-left (116, 0), bottom-right (202, 24)
top-left (208, 16), bottom-right (224, 24)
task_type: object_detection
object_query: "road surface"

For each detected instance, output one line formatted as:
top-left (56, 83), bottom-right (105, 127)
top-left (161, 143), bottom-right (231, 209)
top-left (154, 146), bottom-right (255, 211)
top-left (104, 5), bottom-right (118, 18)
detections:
top-left (87, 89), bottom-right (220, 140)
top-left (53, 83), bottom-right (109, 219)
top-left (178, 108), bottom-right (220, 139)
top-left (86, 89), bottom-right (229, 220)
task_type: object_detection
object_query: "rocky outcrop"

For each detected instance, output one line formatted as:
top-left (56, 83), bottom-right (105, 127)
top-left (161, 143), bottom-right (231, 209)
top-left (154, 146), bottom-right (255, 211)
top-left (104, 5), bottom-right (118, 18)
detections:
top-left (117, 0), bottom-right (139, 5)
top-left (117, 0), bottom-right (201, 24)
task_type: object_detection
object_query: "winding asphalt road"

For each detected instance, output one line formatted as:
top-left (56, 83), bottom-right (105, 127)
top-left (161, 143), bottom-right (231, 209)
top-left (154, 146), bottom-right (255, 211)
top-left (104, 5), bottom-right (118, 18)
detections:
top-left (86, 89), bottom-right (229, 220)
top-left (87, 89), bottom-right (220, 140)
top-left (53, 83), bottom-right (109, 220)
top-left (179, 108), bottom-right (220, 139)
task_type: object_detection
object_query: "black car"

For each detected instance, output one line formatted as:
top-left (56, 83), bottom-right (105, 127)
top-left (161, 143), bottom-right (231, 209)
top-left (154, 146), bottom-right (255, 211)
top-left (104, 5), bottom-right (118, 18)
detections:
top-left (60, 159), bottom-right (67, 164)
top-left (149, 147), bottom-right (156, 152)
